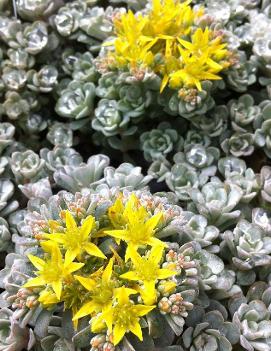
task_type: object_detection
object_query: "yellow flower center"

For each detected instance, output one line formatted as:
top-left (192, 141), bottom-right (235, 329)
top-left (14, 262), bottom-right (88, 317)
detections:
top-left (113, 303), bottom-right (136, 328)
top-left (42, 261), bottom-right (63, 282)
top-left (65, 228), bottom-right (83, 249)
top-left (91, 283), bottom-right (115, 305)
top-left (136, 259), bottom-right (158, 281)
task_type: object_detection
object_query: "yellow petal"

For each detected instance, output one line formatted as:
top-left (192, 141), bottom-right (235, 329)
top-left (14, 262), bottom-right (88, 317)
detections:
top-left (105, 229), bottom-right (127, 241)
top-left (125, 244), bottom-right (139, 262)
top-left (52, 280), bottom-right (62, 300)
top-left (160, 74), bottom-right (169, 93)
top-left (74, 275), bottom-right (96, 291)
top-left (145, 212), bottom-right (162, 232)
top-left (101, 307), bottom-right (114, 331)
top-left (114, 287), bottom-right (137, 305)
top-left (64, 249), bottom-right (77, 266)
top-left (206, 58), bottom-right (222, 71)
top-left (120, 271), bottom-right (139, 281)
top-left (23, 276), bottom-right (46, 288)
top-left (67, 262), bottom-right (84, 273)
top-left (80, 215), bottom-right (95, 240)
top-left (40, 240), bottom-right (59, 254)
top-left (135, 303), bottom-right (156, 316)
top-left (27, 254), bottom-right (45, 270)
top-left (129, 322), bottom-right (143, 341)
top-left (51, 243), bottom-right (62, 263)
top-left (157, 268), bottom-right (177, 279)
top-left (149, 245), bottom-right (164, 265)
top-left (65, 211), bottom-right (77, 230)
top-left (91, 314), bottom-right (106, 333)
top-left (102, 258), bottom-right (114, 283)
top-left (146, 237), bottom-right (166, 248)
top-left (43, 234), bottom-right (66, 244)
top-left (73, 301), bottom-right (96, 320)
top-left (113, 324), bottom-right (126, 345)
top-left (177, 38), bottom-right (194, 51)
top-left (85, 242), bottom-right (106, 259)
top-left (38, 290), bottom-right (59, 305)
top-left (140, 280), bottom-right (156, 305)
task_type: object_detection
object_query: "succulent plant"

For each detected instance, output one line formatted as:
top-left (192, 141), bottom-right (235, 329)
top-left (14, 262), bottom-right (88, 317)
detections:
top-left (10, 150), bottom-right (46, 184)
top-left (0, 179), bottom-right (19, 217)
top-left (221, 132), bottom-right (255, 157)
top-left (228, 94), bottom-right (261, 132)
top-left (140, 123), bottom-right (180, 162)
top-left (160, 82), bottom-right (215, 120)
top-left (46, 122), bottom-right (73, 148)
top-left (221, 219), bottom-right (271, 273)
top-left (226, 51), bottom-right (257, 92)
top-left (92, 99), bottom-right (134, 137)
top-left (0, 307), bottom-right (36, 351)
top-left (53, 154), bottom-right (110, 192)
top-left (189, 178), bottom-right (243, 229)
top-left (192, 105), bottom-right (228, 137)
top-left (179, 308), bottom-right (239, 351)
top-left (3, 92), bottom-right (30, 120)
top-left (166, 163), bottom-right (199, 201)
top-left (55, 80), bottom-right (96, 120)
top-left (26, 65), bottom-right (58, 93)
top-left (40, 146), bottom-right (83, 173)
top-left (0, 218), bottom-right (12, 253)
top-left (16, 0), bottom-right (63, 21)
top-left (260, 166), bottom-right (271, 205)
top-left (104, 163), bottom-right (152, 190)
top-left (254, 101), bottom-right (271, 158)
top-left (233, 300), bottom-right (271, 351)
top-left (0, 123), bottom-right (15, 155)
top-left (180, 213), bottom-right (220, 253)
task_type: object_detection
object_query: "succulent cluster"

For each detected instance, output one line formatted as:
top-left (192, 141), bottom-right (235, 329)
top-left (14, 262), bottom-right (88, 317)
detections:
top-left (1, 0), bottom-right (271, 350)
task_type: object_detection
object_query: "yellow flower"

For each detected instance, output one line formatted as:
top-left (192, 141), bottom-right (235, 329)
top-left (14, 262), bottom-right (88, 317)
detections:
top-left (73, 258), bottom-right (117, 321)
top-left (108, 195), bottom-right (125, 228)
top-left (38, 289), bottom-right (59, 307)
top-left (121, 246), bottom-right (176, 305)
top-left (91, 287), bottom-right (155, 345)
top-left (178, 28), bottom-right (227, 61)
top-left (44, 211), bottom-right (106, 261)
top-left (106, 194), bottom-right (165, 259)
top-left (169, 49), bottom-right (222, 91)
top-left (104, 0), bottom-right (232, 92)
top-left (110, 10), bottom-right (154, 69)
top-left (147, 0), bottom-right (195, 40)
top-left (23, 242), bottom-right (84, 300)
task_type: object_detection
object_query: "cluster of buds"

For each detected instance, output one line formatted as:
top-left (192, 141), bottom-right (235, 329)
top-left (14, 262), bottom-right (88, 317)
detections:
top-left (29, 218), bottom-right (48, 239)
top-left (11, 288), bottom-right (39, 310)
top-left (66, 199), bottom-right (87, 219)
top-left (163, 249), bottom-right (184, 272)
top-left (178, 88), bottom-right (198, 104)
top-left (157, 280), bottom-right (177, 297)
top-left (90, 333), bottom-right (115, 351)
top-left (158, 293), bottom-right (193, 316)
top-left (163, 249), bottom-right (197, 275)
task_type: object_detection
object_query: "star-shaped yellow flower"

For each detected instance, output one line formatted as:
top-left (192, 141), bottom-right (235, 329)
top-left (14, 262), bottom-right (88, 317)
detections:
top-left (23, 242), bottom-right (84, 300)
top-left (121, 246), bottom-right (176, 305)
top-left (106, 194), bottom-right (165, 259)
top-left (44, 210), bottom-right (106, 261)
top-left (91, 287), bottom-right (155, 345)
top-left (73, 258), bottom-right (117, 321)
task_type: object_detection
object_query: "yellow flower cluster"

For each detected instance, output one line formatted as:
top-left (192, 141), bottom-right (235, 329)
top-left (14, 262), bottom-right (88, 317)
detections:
top-left (23, 193), bottom-right (177, 345)
top-left (105, 0), bottom-right (232, 92)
